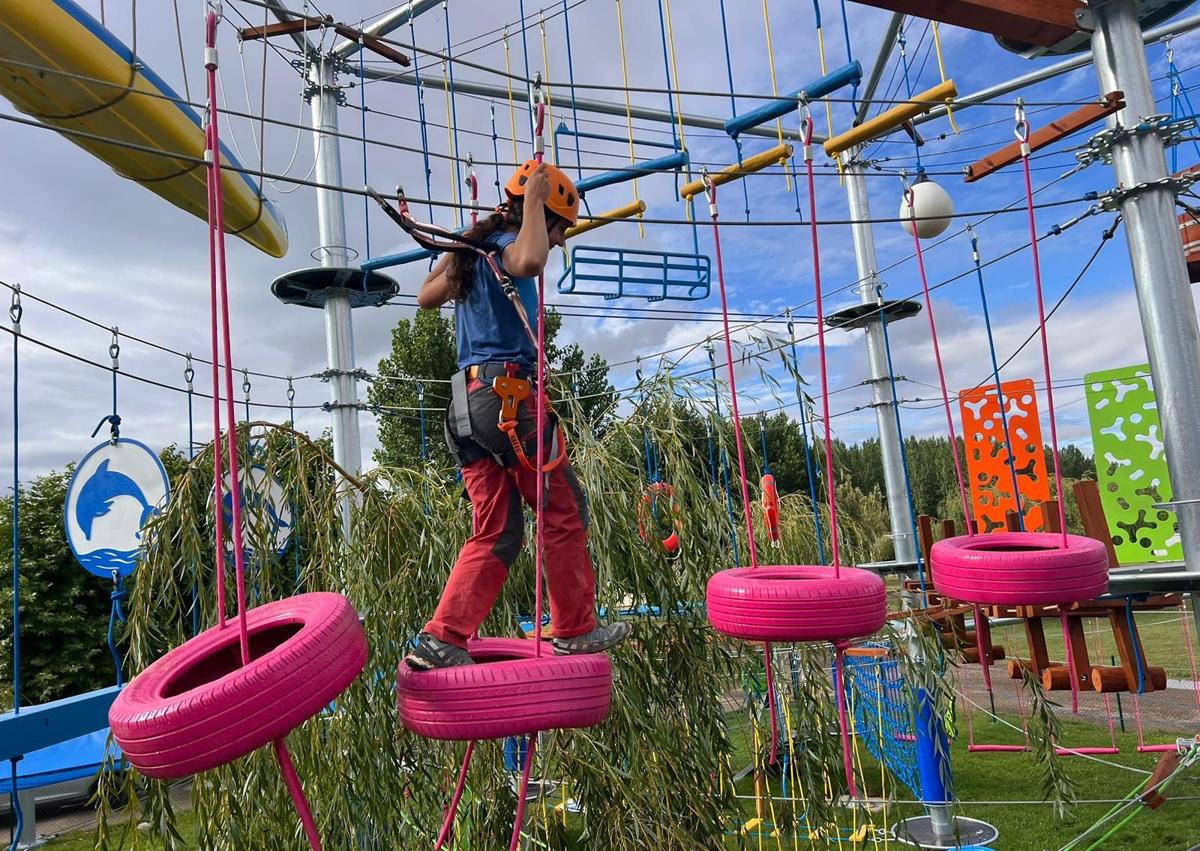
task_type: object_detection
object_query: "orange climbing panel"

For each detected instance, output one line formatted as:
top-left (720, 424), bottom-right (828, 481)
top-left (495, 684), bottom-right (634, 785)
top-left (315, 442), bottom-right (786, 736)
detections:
top-left (958, 379), bottom-right (1049, 533)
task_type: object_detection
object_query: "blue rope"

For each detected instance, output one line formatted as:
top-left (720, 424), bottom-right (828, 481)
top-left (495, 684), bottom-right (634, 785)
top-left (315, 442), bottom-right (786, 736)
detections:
top-left (970, 229), bottom-right (1024, 531)
top-left (835, 0), bottom-right (858, 109)
top-left (442, 3), bottom-right (465, 228)
top-left (716, 0), bottom-right (752, 220)
top-left (876, 290), bottom-right (929, 604)
top-left (10, 289), bottom-right (21, 714)
top-left (517, 0), bottom-right (534, 138)
top-left (288, 380), bottom-right (301, 590)
top-left (561, 0), bottom-right (584, 180)
top-left (896, 30), bottom-right (922, 171)
top-left (785, 316), bottom-right (826, 564)
top-left (490, 103), bottom-right (503, 203)
top-left (408, 15), bottom-right (435, 222)
top-left (1125, 596), bottom-right (1147, 695)
top-left (108, 573), bottom-right (127, 687)
top-left (1167, 48), bottom-right (1200, 170)
top-left (655, 0), bottom-right (680, 152)
top-left (705, 421), bottom-right (718, 496)
top-left (417, 383), bottom-right (428, 460)
top-left (359, 39), bottom-right (371, 261)
top-left (759, 413), bottom-right (771, 475)
top-left (8, 758), bottom-right (21, 851)
top-left (91, 330), bottom-right (122, 443)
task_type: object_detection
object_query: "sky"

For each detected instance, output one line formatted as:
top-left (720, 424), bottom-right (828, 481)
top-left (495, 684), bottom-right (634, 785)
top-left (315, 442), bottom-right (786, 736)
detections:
top-left (2, 0), bottom-right (1200, 488)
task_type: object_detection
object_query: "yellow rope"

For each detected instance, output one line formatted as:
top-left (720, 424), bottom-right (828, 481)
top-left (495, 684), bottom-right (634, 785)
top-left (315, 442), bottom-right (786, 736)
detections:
top-left (874, 659), bottom-right (890, 849)
top-left (441, 60), bottom-right (461, 222)
top-left (539, 16), bottom-right (556, 159)
top-left (760, 0), bottom-right (792, 190)
top-left (614, 0), bottom-right (645, 237)
top-left (931, 22), bottom-right (960, 135)
top-left (503, 29), bottom-right (519, 163)
top-left (662, 0), bottom-right (698, 225)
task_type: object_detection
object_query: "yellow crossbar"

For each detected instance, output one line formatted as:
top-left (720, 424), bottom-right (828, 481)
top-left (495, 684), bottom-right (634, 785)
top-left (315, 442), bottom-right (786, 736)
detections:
top-left (565, 199), bottom-right (647, 239)
top-left (679, 142), bottom-right (792, 199)
top-left (823, 79), bottom-right (957, 158)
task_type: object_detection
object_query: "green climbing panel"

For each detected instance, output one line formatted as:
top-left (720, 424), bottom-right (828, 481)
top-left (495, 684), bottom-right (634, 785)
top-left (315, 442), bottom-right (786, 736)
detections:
top-left (1084, 364), bottom-right (1182, 564)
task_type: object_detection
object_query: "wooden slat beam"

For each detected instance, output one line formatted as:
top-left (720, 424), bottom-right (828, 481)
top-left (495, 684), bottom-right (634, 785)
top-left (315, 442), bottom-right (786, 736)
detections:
top-left (965, 91), bottom-right (1125, 182)
top-left (1073, 479), bottom-right (1120, 567)
top-left (239, 17), bottom-right (331, 41)
top-left (241, 18), bottom-right (411, 67)
top-left (850, 0), bottom-right (1085, 49)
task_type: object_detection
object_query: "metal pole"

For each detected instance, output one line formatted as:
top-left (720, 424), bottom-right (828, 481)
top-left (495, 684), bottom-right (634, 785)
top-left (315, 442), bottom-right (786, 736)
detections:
top-left (843, 155), bottom-right (918, 570)
top-left (1090, 0), bottom-right (1200, 642)
top-left (308, 54), bottom-right (363, 485)
top-left (843, 151), bottom-right (955, 841)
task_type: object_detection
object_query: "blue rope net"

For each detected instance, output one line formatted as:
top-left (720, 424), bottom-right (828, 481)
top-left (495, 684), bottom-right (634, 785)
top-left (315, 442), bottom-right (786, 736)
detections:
top-left (843, 642), bottom-right (920, 797)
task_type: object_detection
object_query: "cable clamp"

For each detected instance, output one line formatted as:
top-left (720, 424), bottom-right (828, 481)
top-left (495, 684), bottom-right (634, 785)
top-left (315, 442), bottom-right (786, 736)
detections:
top-left (1013, 98), bottom-right (1030, 156)
top-left (109, 327), bottom-right (120, 369)
top-left (1097, 177), bottom-right (1189, 212)
top-left (287, 377), bottom-right (296, 403)
top-left (314, 367), bottom-right (372, 382)
top-left (701, 169), bottom-right (717, 217)
top-left (321, 401), bottom-right (372, 412)
top-left (242, 367), bottom-right (252, 401)
top-left (1076, 114), bottom-right (1195, 167)
top-left (799, 104), bottom-right (815, 163)
top-left (205, 47), bottom-right (219, 71)
top-left (8, 283), bottom-right (21, 333)
top-left (184, 354), bottom-right (195, 390)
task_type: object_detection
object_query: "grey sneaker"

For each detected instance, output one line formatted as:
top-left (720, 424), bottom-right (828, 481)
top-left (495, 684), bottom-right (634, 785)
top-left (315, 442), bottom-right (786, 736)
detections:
top-left (404, 633), bottom-right (475, 670)
top-left (553, 621), bottom-right (632, 656)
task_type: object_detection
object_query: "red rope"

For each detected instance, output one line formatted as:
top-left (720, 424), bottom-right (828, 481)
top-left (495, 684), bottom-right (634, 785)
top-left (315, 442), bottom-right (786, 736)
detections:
top-left (1016, 112), bottom-right (1069, 546)
top-left (905, 187), bottom-right (973, 536)
top-left (532, 94), bottom-right (547, 657)
top-left (435, 741), bottom-right (475, 849)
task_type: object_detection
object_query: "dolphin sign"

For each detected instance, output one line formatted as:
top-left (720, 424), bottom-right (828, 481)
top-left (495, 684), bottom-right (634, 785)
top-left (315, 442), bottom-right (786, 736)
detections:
top-left (64, 439), bottom-right (171, 579)
top-left (213, 466), bottom-right (294, 557)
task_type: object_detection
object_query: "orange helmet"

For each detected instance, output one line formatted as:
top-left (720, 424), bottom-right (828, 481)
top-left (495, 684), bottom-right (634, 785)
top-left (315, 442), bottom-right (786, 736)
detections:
top-left (505, 159), bottom-right (579, 225)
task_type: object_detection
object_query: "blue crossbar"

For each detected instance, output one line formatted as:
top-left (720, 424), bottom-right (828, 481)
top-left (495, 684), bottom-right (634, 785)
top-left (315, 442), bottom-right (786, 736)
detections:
top-left (557, 244), bottom-right (709, 302)
top-left (361, 244), bottom-right (441, 272)
top-left (724, 61), bottom-right (862, 138)
top-left (554, 122), bottom-right (679, 150)
top-left (0, 687), bottom-right (120, 761)
top-left (575, 151), bottom-right (689, 196)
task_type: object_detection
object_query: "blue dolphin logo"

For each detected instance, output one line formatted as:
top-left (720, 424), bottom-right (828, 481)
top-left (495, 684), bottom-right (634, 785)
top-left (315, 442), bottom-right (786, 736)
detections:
top-left (223, 486), bottom-right (292, 532)
top-left (75, 459), bottom-right (156, 540)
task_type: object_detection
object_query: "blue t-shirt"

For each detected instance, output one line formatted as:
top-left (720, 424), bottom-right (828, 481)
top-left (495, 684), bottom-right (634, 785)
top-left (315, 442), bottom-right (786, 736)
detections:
top-left (455, 231), bottom-right (539, 371)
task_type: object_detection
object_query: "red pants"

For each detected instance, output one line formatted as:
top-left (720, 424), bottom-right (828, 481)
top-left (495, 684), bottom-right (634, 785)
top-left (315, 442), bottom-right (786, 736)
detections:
top-left (425, 382), bottom-right (597, 647)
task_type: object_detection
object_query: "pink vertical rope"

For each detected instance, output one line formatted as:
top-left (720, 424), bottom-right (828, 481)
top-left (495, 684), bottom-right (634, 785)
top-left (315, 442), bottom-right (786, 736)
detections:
top-left (205, 10), bottom-right (249, 663)
top-left (204, 94), bottom-right (227, 632)
top-left (1016, 114), bottom-right (1069, 546)
top-left (532, 95), bottom-right (547, 657)
top-left (273, 740), bottom-right (322, 851)
top-left (801, 117), bottom-right (841, 575)
top-left (833, 646), bottom-right (859, 798)
top-left (1178, 602), bottom-right (1200, 714)
top-left (905, 188), bottom-right (972, 536)
top-left (508, 735), bottom-right (538, 851)
top-left (973, 605), bottom-right (993, 694)
top-left (435, 741), bottom-right (476, 850)
top-left (1059, 613), bottom-right (1080, 714)
top-left (703, 179), bottom-right (759, 569)
top-left (1132, 693), bottom-right (1146, 749)
top-left (762, 642), bottom-right (779, 764)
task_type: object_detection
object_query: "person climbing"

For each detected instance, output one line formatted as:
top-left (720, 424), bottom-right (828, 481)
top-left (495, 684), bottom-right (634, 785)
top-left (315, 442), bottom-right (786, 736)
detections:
top-left (404, 160), bottom-right (631, 670)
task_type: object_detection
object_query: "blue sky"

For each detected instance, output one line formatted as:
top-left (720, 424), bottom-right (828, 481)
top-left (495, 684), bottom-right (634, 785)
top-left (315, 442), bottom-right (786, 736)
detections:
top-left (2, 0), bottom-right (1199, 485)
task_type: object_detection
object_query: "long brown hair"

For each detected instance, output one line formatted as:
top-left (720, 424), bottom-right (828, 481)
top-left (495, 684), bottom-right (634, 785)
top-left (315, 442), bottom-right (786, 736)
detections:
top-left (445, 199), bottom-right (524, 301)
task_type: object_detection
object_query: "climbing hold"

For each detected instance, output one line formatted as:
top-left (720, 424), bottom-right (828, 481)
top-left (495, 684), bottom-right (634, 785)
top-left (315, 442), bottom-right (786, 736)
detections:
top-left (110, 592), bottom-right (367, 779)
top-left (397, 638), bottom-right (612, 740)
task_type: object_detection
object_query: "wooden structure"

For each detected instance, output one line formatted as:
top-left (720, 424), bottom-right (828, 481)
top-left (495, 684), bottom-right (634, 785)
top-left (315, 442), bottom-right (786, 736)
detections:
top-left (849, 0), bottom-right (1087, 49)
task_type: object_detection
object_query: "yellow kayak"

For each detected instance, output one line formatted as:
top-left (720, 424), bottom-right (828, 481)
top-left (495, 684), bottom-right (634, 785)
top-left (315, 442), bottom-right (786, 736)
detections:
top-left (0, 0), bottom-right (288, 257)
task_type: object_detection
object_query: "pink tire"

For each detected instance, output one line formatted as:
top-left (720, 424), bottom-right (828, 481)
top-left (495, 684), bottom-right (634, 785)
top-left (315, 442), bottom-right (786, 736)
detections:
top-left (110, 592), bottom-right (367, 779)
top-left (397, 638), bottom-right (612, 740)
top-left (706, 566), bottom-right (888, 643)
top-left (931, 532), bottom-right (1109, 605)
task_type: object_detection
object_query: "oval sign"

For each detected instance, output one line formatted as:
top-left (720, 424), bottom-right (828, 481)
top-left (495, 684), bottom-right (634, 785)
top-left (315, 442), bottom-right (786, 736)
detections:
top-left (64, 438), bottom-right (170, 578)
top-left (212, 465), bottom-right (293, 557)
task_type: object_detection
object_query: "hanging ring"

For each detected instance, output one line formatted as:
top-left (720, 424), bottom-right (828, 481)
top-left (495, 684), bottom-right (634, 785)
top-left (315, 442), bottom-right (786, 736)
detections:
top-left (184, 354), bottom-right (195, 389)
top-left (242, 368), bottom-right (252, 398)
top-left (1014, 99), bottom-right (1031, 149)
top-left (8, 284), bottom-right (21, 327)
top-left (109, 328), bottom-right (120, 365)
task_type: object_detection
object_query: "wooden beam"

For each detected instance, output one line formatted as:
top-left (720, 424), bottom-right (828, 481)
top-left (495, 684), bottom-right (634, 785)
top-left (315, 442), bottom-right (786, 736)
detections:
top-left (1073, 479), bottom-right (1119, 567)
top-left (239, 17), bottom-right (331, 41)
top-left (331, 25), bottom-right (411, 67)
top-left (849, 0), bottom-right (1085, 49)
top-left (965, 92), bottom-right (1125, 182)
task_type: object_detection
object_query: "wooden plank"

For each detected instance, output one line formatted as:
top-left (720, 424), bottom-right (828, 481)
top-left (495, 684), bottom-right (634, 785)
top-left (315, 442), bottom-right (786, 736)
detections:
top-left (1005, 509), bottom-right (1022, 532)
top-left (940, 518), bottom-right (956, 541)
top-left (332, 25), bottom-right (411, 67)
top-left (1042, 499), bottom-right (1062, 534)
top-left (965, 92), bottom-right (1125, 182)
top-left (849, 0), bottom-right (1085, 48)
top-left (1073, 479), bottom-right (1119, 567)
top-left (918, 514), bottom-right (934, 567)
top-left (239, 17), bottom-right (332, 41)
top-left (1023, 616), bottom-right (1051, 675)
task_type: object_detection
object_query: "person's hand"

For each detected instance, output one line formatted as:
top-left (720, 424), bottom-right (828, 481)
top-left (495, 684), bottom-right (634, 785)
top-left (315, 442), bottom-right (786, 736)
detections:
top-left (523, 162), bottom-right (552, 209)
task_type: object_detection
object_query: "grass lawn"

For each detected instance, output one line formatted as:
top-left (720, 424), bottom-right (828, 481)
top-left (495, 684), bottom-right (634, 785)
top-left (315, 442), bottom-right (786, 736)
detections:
top-left (41, 808), bottom-right (199, 851)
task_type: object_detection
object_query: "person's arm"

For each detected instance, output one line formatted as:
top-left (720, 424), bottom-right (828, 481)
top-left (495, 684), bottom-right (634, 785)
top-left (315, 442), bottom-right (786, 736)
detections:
top-left (416, 253), bottom-right (454, 309)
top-left (501, 165), bottom-right (552, 277)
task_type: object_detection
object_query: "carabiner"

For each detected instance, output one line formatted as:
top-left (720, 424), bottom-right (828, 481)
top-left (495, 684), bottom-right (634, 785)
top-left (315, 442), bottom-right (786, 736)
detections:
top-left (1014, 99), bottom-right (1031, 154)
top-left (701, 168), bottom-right (718, 216)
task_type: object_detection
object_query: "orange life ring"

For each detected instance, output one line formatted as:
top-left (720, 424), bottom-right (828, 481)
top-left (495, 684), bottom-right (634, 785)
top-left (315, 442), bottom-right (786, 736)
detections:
top-left (637, 482), bottom-right (683, 554)
top-left (761, 473), bottom-right (781, 545)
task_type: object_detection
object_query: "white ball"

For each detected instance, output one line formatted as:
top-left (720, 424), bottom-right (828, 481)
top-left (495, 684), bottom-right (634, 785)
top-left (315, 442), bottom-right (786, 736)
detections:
top-left (900, 179), bottom-right (954, 239)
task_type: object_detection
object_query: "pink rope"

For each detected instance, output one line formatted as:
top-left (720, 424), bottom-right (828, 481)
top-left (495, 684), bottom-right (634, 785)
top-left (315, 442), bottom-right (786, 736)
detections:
top-left (1016, 116), bottom-right (1069, 546)
top-left (801, 118), bottom-right (841, 574)
top-left (905, 187), bottom-right (972, 536)
top-left (833, 646), bottom-right (859, 798)
top-left (508, 735), bottom-right (537, 851)
top-left (204, 80), bottom-right (227, 633)
top-left (1178, 602), bottom-right (1200, 714)
top-left (1133, 692), bottom-right (1147, 749)
top-left (532, 97), bottom-right (547, 656)
top-left (762, 642), bottom-right (779, 764)
top-left (973, 605), bottom-right (993, 694)
top-left (435, 741), bottom-right (476, 850)
top-left (273, 740), bottom-right (322, 851)
top-left (205, 10), bottom-right (250, 663)
top-left (703, 180), bottom-right (758, 568)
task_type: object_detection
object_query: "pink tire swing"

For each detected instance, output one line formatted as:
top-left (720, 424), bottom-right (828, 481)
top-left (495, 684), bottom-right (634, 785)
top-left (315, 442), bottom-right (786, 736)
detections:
top-left (903, 117), bottom-right (1108, 716)
top-left (111, 14), bottom-right (366, 850)
top-left (698, 125), bottom-right (888, 800)
top-left (395, 91), bottom-right (614, 851)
